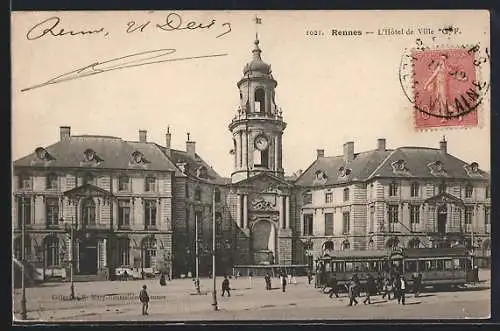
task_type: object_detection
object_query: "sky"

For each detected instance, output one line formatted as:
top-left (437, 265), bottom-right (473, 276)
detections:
top-left (11, 10), bottom-right (490, 177)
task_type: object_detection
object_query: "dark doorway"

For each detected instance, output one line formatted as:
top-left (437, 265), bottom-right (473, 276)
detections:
top-left (79, 237), bottom-right (98, 275)
top-left (437, 205), bottom-right (447, 235)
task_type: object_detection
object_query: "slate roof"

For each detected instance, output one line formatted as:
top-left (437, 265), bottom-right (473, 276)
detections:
top-left (164, 148), bottom-right (226, 185)
top-left (14, 135), bottom-right (179, 172)
top-left (295, 146), bottom-right (489, 187)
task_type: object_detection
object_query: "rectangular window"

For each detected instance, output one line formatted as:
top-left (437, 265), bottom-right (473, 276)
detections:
top-left (342, 212), bottom-right (350, 234)
top-left (345, 262), bottom-right (353, 272)
top-left (19, 175), bottom-right (31, 189)
top-left (465, 206), bottom-right (473, 225)
top-left (324, 213), bottom-right (334, 235)
top-left (145, 176), bottom-right (156, 192)
top-left (388, 205), bottom-right (399, 223)
top-left (118, 200), bottom-right (131, 229)
top-left (17, 197), bottom-right (31, 227)
top-left (303, 214), bottom-right (313, 236)
top-left (343, 188), bottom-right (349, 202)
top-left (410, 183), bottom-right (419, 197)
top-left (410, 205), bottom-right (420, 224)
top-left (118, 176), bottom-right (130, 191)
top-left (46, 198), bottom-right (59, 226)
top-left (325, 192), bottom-right (333, 204)
top-left (465, 185), bottom-right (473, 198)
top-left (46, 174), bottom-right (58, 190)
top-left (485, 207), bottom-right (490, 233)
top-left (389, 182), bottom-right (398, 196)
top-left (444, 260), bottom-right (453, 271)
top-left (215, 189), bottom-right (221, 203)
top-left (303, 192), bottom-right (312, 205)
top-left (144, 200), bottom-right (157, 228)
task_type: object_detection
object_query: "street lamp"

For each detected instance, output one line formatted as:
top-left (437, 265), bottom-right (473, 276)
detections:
top-left (19, 193), bottom-right (27, 320)
top-left (64, 218), bottom-right (77, 300)
top-left (211, 187), bottom-right (218, 311)
top-left (194, 212), bottom-right (201, 294)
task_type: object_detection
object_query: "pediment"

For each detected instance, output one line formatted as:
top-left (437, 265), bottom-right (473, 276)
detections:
top-left (233, 172), bottom-right (293, 193)
top-left (424, 192), bottom-right (464, 206)
top-left (63, 184), bottom-right (114, 198)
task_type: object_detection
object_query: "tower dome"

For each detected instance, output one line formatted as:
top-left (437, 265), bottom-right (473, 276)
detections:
top-left (243, 38), bottom-right (272, 75)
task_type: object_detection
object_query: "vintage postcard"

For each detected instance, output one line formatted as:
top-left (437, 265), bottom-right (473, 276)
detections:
top-left (11, 10), bottom-right (490, 322)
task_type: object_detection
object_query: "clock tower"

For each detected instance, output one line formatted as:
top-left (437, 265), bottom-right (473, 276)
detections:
top-left (229, 37), bottom-right (286, 183)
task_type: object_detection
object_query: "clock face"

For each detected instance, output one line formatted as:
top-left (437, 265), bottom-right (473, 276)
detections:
top-left (254, 135), bottom-right (269, 151)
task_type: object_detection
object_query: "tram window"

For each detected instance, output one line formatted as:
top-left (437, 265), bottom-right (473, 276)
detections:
top-left (369, 261), bottom-right (378, 272)
top-left (426, 260), bottom-right (433, 271)
top-left (405, 261), bottom-right (417, 273)
top-left (346, 262), bottom-right (354, 272)
top-left (330, 261), bottom-right (337, 272)
top-left (444, 260), bottom-right (453, 271)
top-left (353, 262), bottom-right (362, 272)
top-left (337, 262), bottom-right (345, 272)
top-left (436, 260), bottom-right (445, 271)
top-left (325, 262), bottom-right (331, 272)
top-left (361, 262), bottom-right (370, 272)
top-left (418, 260), bottom-right (426, 272)
top-left (452, 259), bottom-right (461, 270)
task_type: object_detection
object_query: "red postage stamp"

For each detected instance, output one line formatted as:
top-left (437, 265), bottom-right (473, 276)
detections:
top-left (411, 48), bottom-right (481, 129)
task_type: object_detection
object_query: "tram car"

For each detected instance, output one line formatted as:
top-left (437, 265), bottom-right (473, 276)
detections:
top-left (315, 247), bottom-right (473, 290)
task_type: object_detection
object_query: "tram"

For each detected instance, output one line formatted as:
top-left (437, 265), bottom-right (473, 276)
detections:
top-left (315, 247), bottom-right (473, 289)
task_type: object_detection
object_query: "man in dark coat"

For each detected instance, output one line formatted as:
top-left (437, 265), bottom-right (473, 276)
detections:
top-left (221, 276), bottom-right (231, 297)
top-left (347, 279), bottom-right (359, 306)
top-left (327, 274), bottom-right (339, 298)
top-left (363, 274), bottom-right (376, 304)
top-left (139, 285), bottom-right (150, 316)
top-left (264, 273), bottom-right (272, 290)
top-left (281, 272), bottom-right (287, 292)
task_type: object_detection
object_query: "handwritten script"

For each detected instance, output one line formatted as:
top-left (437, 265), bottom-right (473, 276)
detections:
top-left (26, 13), bottom-right (232, 40)
top-left (21, 48), bottom-right (228, 92)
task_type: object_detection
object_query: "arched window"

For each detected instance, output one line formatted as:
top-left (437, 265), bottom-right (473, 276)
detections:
top-left (368, 238), bottom-right (375, 250)
top-left (142, 237), bottom-right (157, 269)
top-left (82, 198), bottom-right (96, 225)
top-left (323, 240), bottom-right (334, 254)
top-left (45, 236), bottom-right (59, 267)
top-left (342, 240), bottom-right (350, 250)
top-left (386, 236), bottom-right (400, 249)
top-left (254, 88), bottom-right (265, 113)
top-left (46, 173), bottom-right (58, 190)
top-left (118, 175), bottom-right (130, 191)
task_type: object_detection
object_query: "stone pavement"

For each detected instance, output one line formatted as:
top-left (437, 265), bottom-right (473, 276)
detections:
top-left (13, 269), bottom-right (490, 321)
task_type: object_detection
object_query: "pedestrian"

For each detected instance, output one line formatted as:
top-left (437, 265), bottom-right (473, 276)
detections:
top-left (264, 273), bottom-right (272, 290)
top-left (399, 276), bottom-right (407, 305)
top-left (415, 272), bottom-right (422, 297)
top-left (159, 272), bottom-right (166, 286)
top-left (381, 277), bottom-right (392, 300)
top-left (249, 271), bottom-right (253, 288)
top-left (473, 265), bottom-right (479, 283)
top-left (376, 272), bottom-right (384, 295)
top-left (394, 276), bottom-right (401, 304)
top-left (221, 275), bottom-right (231, 297)
top-left (139, 285), bottom-right (150, 316)
top-left (281, 273), bottom-right (287, 292)
top-left (347, 280), bottom-right (358, 306)
top-left (363, 274), bottom-right (376, 305)
top-left (327, 274), bottom-right (339, 298)
top-left (307, 270), bottom-right (313, 285)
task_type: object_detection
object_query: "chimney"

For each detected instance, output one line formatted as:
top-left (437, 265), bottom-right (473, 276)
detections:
top-left (186, 132), bottom-right (196, 157)
top-left (343, 141), bottom-right (354, 163)
top-left (439, 135), bottom-right (447, 154)
top-left (139, 130), bottom-right (147, 143)
top-left (60, 126), bottom-right (71, 141)
top-left (316, 149), bottom-right (324, 159)
top-left (165, 126), bottom-right (172, 156)
top-left (377, 138), bottom-right (386, 151)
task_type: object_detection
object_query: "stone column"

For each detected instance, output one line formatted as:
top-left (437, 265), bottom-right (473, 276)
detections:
top-left (103, 238), bottom-right (107, 267)
top-left (96, 198), bottom-right (101, 225)
top-left (285, 196), bottom-right (290, 229)
top-left (243, 194), bottom-right (248, 229)
top-left (274, 135), bottom-right (279, 171)
top-left (278, 195), bottom-right (284, 229)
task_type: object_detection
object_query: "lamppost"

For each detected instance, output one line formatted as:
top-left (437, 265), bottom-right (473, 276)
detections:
top-left (63, 218), bottom-right (77, 300)
top-left (194, 212), bottom-right (201, 294)
top-left (19, 193), bottom-right (27, 320)
top-left (211, 187), bottom-right (218, 311)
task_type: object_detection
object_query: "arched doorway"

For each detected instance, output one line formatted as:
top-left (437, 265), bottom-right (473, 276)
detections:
top-left (322, 240), bottom-right (334, 256)
top-left (437, 204), bottom-right (447, 235)
top-left (79, 234), bottom-right (98, 275)
top-left (251, 220), bottom-right (276, 264)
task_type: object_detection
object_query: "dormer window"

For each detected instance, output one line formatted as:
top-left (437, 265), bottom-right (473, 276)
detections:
top-left (35, 147), bottom-right (54, 161)
top-left (197, 166), bottom-right (208, 179)
top-left (464, 162), bottom-right (482, 177)
top-left (428, 160), bottom-right (447, 176)
top-left (176, 162), bottom-right (188, 174)
top-left (391, 159), bottom-right (409, 173)
top-left (313, 170), bottom-right (328, 184)
top-left (338, 166), bottom-right (352, 177)
top-left (84, 149), bottom-right (96, 162)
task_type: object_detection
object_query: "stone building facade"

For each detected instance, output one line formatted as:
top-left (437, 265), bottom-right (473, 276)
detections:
top-left (12, 37), bottom-right (491, 279)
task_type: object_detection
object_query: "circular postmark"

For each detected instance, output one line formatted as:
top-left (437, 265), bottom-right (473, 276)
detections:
top-left (399, 38), bottom-right (490, 122)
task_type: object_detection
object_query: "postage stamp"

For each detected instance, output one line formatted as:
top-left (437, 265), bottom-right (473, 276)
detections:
top-left (400, 41), bottom-right (490, 130)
